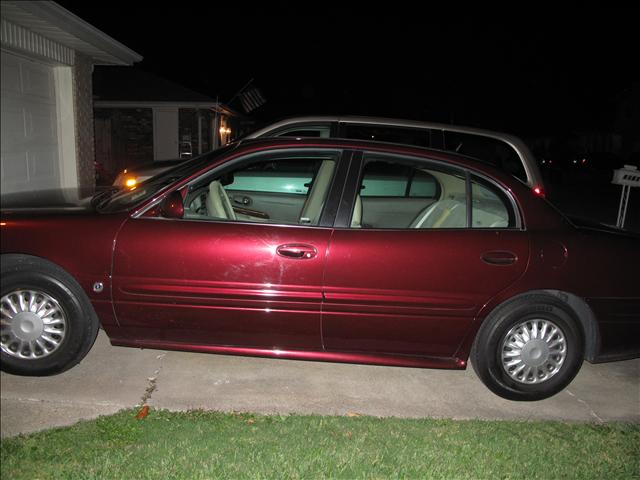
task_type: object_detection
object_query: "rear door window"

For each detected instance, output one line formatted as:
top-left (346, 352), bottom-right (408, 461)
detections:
top-left (470, 176), bottom-right (514, 228)
top-left (352, 155), bottom-right (452, 229)
top-left (359, 161), bottom-right (439, 198)
top-left (349, 154), bottom-right (517, 230)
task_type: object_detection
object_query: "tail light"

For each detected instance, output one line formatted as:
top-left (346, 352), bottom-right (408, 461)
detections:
top-left (532, 185), bottom-right (545, 198)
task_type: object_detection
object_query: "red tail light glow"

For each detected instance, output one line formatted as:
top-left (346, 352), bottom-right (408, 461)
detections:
top-left (533, 186), bottom-right (545, 198)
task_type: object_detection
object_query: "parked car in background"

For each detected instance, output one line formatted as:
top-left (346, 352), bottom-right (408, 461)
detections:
top-left (2, 137), bottom-right (638, 401)
top-left (113, 116), bottom-right (546, 196)
top-left (112, 159), bottom-right (185, 188)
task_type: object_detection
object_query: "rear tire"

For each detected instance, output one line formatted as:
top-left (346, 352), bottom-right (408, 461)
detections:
top-left (471, 294), bottom-right (584, 401)
top-left (1, 255), bottom-right (99, 376)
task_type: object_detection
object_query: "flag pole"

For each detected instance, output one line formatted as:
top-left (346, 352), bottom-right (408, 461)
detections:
top-left (213, 95), bottom-right (219, 149)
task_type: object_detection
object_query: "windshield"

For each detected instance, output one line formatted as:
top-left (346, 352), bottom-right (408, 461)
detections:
top-left (95, 144), bottom-right (238, 213)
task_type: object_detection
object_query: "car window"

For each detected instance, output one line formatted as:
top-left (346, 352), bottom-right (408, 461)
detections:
top-left (182, 151), bottom-right (338, 226)
top-left (360, 161), bottom-right (408, 197)
top-left (444, 131), bottom-right (527, 183)
top-left (470, 176), bottom-right (514, 228)
top-left (359, 161), bottom-right (439, 198)
top-left (226, 160), bottom-right (316, 195)
top-left (351, 154), bottom-right (466, 229)
top-left (343, 124), bottom-right (432, 148)
top-left (350, 155), bottom-right (516, 230)
top-left (409, 170), bottom-right (438, 197)
top-left (271, 124), bottom-right (332, 138)
top-left (96, 144), bottom-right (237, 213)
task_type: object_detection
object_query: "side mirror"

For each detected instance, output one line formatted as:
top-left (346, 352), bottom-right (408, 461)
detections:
top-left (159, 191), bottom-right (184, 219)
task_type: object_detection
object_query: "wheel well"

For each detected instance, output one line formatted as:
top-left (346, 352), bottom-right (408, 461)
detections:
top-left (1, 253), bottom-right (86, 298)
top-left (486, 289), bottom-right (600, 363)
top-left (544, 290), bottom-right (600, 362)
top-left (0, 253), bottom-right (101, 375)
top-left (1, 253), bottom-right (63, 272)
top-left (1, 252), bottom-right (101, 321)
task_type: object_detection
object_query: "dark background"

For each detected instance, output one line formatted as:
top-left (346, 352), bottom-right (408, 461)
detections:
top-left (56, 4), bottom-right (640, 229)
top-left (56, 4), bottom-right (638, 138)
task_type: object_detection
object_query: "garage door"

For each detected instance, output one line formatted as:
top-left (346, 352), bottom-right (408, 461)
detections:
top-left (1, 51), bottom-right (60, 195)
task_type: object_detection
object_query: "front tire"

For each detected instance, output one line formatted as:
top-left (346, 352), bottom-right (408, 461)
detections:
top-left (1, 255), bottom-right (99, 376)
top-left (471, 294), bottom-right (584, 401)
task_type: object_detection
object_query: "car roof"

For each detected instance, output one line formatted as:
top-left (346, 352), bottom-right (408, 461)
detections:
top-left (245, 115), bottom-right (542, 187)
top-left (248, 115), bottom-right (521, 144)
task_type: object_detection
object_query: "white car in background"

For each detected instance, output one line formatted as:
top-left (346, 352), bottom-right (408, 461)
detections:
top-left (113, 116), bottom-right (545, 195)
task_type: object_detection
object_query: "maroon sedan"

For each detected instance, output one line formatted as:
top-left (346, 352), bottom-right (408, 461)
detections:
top-left (1, 138), bottom-right (638, 401)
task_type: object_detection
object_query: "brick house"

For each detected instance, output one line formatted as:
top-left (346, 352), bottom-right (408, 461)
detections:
top-left (93, 66), bottom-right (242, 185)
top-left (0, 1), bottom-right (141, 195)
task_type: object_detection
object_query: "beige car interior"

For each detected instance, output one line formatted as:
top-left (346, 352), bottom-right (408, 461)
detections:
top-left (408, 169), bottom-right (467, 228)
top-left (409, 169), bottom-right (508, 229)
top-left (196, 160), bottom-right (507, 230)
top-left (196, 159), bottom-right (336, 226)
top-left (206, 180), bottom-right (236, 220)
top-left (410, 198), bottom-right (467, 228)
top-left (357, 166), bottom-right (509, 229)
top-left (351, 194), bottom-right (362, 228)
top-left (298, 160), bottom-right (335, 225)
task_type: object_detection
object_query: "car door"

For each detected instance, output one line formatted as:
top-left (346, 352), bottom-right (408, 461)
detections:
top-left (322, 151), bottom-right (529, 358)
top-left (111, 148), bottom-right (347, 350)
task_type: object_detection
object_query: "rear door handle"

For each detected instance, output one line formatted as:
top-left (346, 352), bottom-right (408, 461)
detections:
top-left (481, 251), bottom-right (517, 265)
top-left (276, 244), bottom-right (317, 259)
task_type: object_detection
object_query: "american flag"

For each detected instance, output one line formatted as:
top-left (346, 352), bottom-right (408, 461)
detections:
top-left (238, 87), bottom-right (266, 113)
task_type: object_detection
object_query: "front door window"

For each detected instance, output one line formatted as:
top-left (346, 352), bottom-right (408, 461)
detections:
top-left (183, 151), bottom-right (338, 227)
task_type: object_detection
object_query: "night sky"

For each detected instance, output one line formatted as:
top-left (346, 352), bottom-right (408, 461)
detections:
top-left (57, 4), bottom-right (638, 138)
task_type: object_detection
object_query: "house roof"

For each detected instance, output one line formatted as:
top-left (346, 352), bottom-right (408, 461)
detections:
top-left (93, 66), bottom-right (240, 116)
top-left (94, 66), bottom-right (215, 102)
top-left (0, 1), bottom-right (141, 65)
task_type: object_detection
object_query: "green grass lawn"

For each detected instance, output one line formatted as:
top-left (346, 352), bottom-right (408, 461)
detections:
top-left (1, 409), bottom-right (638, 479)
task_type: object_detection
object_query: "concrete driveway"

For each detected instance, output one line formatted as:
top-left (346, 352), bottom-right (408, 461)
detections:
top-left (2, 330), bottom-right (639, 437)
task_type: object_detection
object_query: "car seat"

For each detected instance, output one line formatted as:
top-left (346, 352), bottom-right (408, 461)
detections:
top-left (351, 194), bottom-right (362, 228)
top-left (410, 198), bottom-right (467, 228)
top-left (299, 160), bottom-right (335, 225)
top-left (206, 180), bottom-right (236, 220)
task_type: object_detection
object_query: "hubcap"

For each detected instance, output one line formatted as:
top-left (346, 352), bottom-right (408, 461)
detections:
top-left (501, 319), bottom-right (567, 384)
top-left (1, 289), bottom-right (67, 359)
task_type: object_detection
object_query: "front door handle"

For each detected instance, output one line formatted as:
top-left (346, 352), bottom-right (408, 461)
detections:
top-left (276, 244), bottom-right (317, 259)
top-left (232, 195), bottom-right (251, 206)
top-left (481, 251), bottom-right (517, 265)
